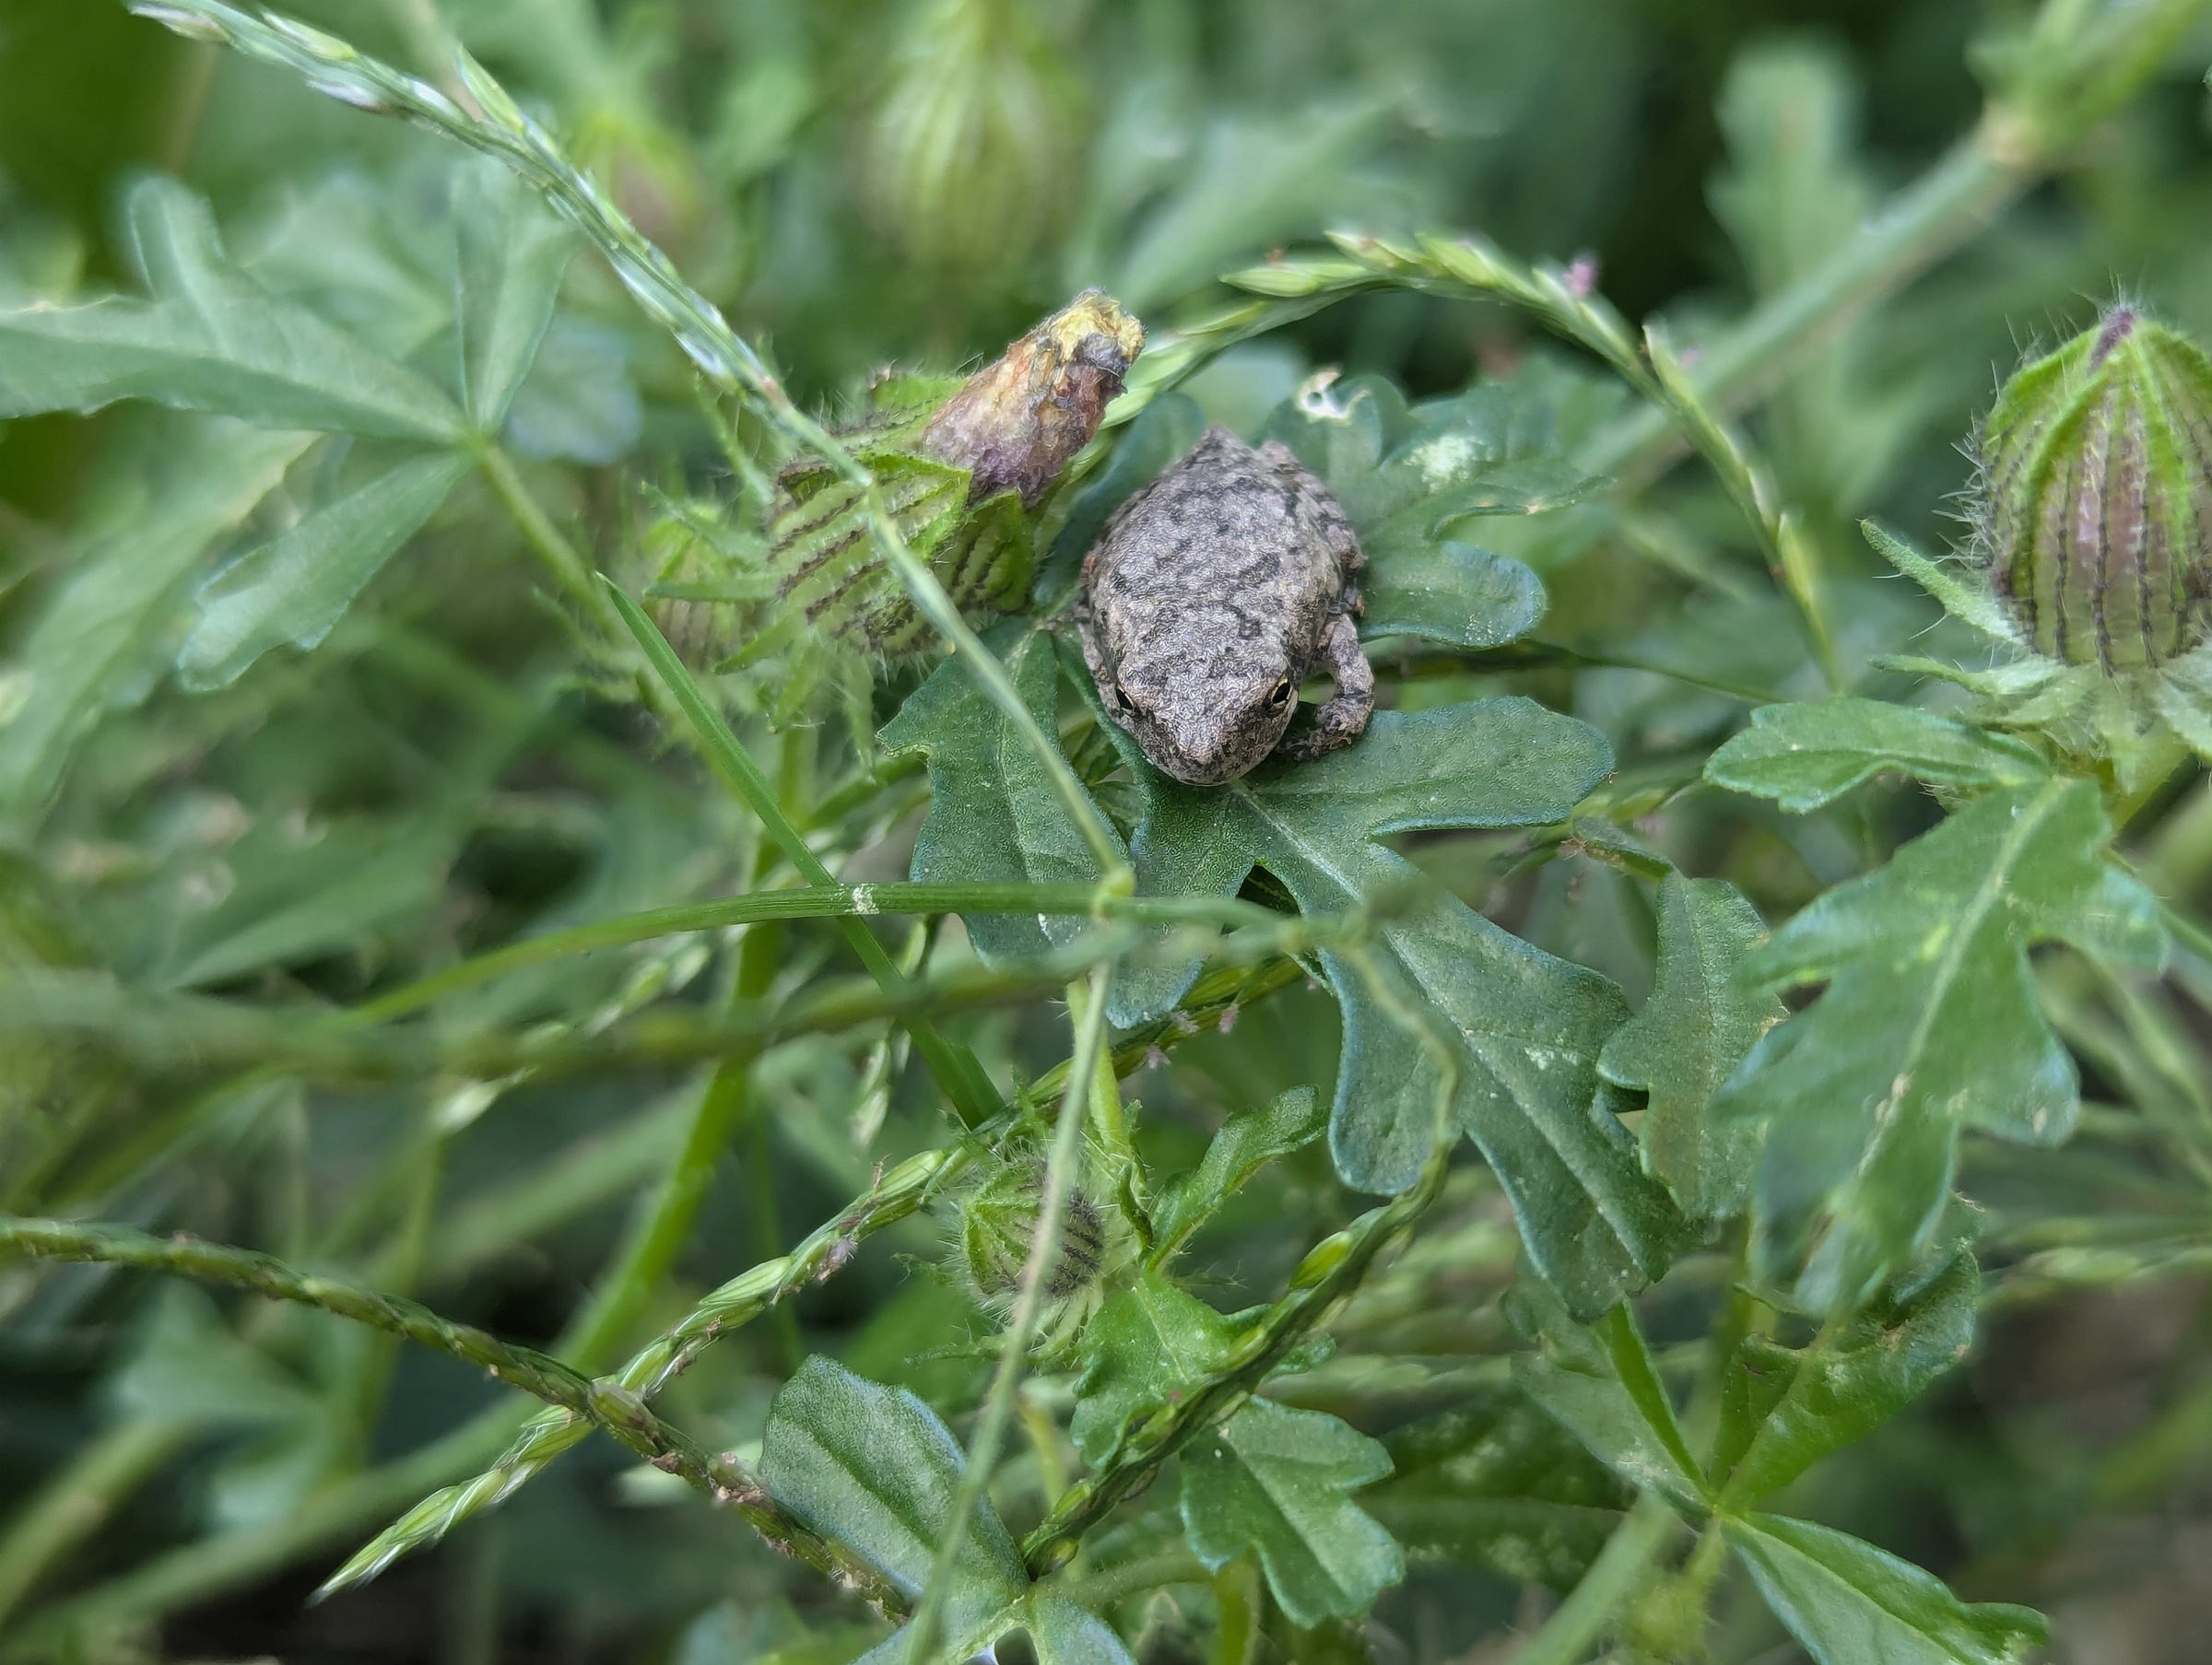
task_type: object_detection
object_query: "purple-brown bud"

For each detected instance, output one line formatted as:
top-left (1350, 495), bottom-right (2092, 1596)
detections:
top-left (1978, 306), bottom-right (2212, 672)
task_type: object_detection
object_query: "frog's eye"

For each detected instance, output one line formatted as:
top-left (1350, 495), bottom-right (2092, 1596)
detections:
top-left (1113, 685), bottom-right (1137, 715)
top-left (1267, 678), bottom-right (1293, 707)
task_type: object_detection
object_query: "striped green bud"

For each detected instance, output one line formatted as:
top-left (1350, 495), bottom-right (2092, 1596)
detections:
top-left (959, 1164), bottom-right (1108, 1305)
top-left (1977, 306), bottom-right (2212, 672)
top-left (858, 0), bottom-right (1079, 273)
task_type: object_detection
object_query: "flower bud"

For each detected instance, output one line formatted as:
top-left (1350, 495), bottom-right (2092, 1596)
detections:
top-left (959, 1164), bottom-right (1107, 1305)
top-left (858, 0), bottom-right (1079, 273)
top-left (921, 288), bottom-right (1143, 507)
top-left (1977, 306), bottom-right (2212, 672)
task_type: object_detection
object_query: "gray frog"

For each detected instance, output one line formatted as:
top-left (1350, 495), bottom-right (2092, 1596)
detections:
top-left (1077, 428), bottom-right (1374, 785)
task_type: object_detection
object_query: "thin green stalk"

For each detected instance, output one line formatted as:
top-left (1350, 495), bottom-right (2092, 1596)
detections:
top-left (350, 878), bottom-right (1282, 1026)
top-left (607, 580), bottom-right (1003, 1126)
top-left (906, 967), bottom-right (1114, 1665)
top-left (0, 1415), bottom-right (200, 1631)
top-left (0, 1219), bottom-right (731, 1491)
top-left (475, 441), bottom-right (627, 639)
top-left (1049, 1548), bottom-right (1211, 1612)
top-left (6, 906), bottom-right (1361, 1086)
top-left (1507, 1492), bottom-right (1681, 1665)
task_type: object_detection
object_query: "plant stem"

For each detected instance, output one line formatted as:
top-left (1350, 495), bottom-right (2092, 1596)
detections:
top-left (608, 580), bottom-right (1004, 1127)
top-left (1508, 1492), bottom-right (1680, 1665)
top-left (475, 441), bottom-right (626, 639)
top-left (905, 967), bottom-right (1113, 1664)
top-left (350, 879), bottom-right (1286, 1025)
top-left (0, 1218), bottom-right (904, 1605)
top-left (0, 1218), bottom-right (720, 1482)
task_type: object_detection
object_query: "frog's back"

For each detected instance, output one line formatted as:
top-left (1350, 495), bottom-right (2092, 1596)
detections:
top-left (1083, 428), bottom-right (1339, 656)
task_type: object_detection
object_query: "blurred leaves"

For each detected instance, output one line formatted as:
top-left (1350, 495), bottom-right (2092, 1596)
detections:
top-left (0, 179), bottom-right (465, 442)
top-left (0, 419), bottom-right (304, 807)
top-left (179, 451), bottom-right (472, 690)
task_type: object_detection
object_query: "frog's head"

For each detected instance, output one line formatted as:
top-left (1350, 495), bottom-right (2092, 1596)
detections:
top-left (1102, 650), bottom-right (1299, 786)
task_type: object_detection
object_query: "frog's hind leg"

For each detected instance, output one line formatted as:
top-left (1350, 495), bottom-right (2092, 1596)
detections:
top-left (1276, 612), bottom-right (1373, 761)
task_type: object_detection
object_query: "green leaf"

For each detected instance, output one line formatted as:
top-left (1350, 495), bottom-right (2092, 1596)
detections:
top-left (1179, 1397), bottom-right (1405, 1627)
top-left (1123, 699), bottom-right (1685, 1315)
top-left (1264, 375), bottom-right (1589, 651)
top-left (1149, 1085), bottom-right (1327, 1263)
top-left (1021, 1595), bottom-right (1138, 1665)
top-left (1706, 698), bottom-right (2048, 813)
top-left (1714, 1250), bottom-right (1978, 1510)
top-left (1361, 539), bottom-right (1546, 651)
top-left (0, 179), bottom-right (465, 443)
top-left (759, 1356), bottom-right (1025, 1631)
top-left (1716, 778), bottom-right (2166, 1312)
top-left (0, 419), bottom-right (306, 809)
top-left (1071, 1271), bottom-right (1239, 1464)
top-left (1600, 874), bottom-right (1782, 1219)
top-left (1865, 522), bottom-right (2023, 646)
top-left (449, 156), bottom-right (574, 431)
top-left (878, 623), bottom-right (1125, 966)
top-left (1723, 1514), bottom-right (2046, 1665)
top-left (1505, 1268), bottom-right (1710, 1512)
top-left (1366, 1389), bottom-right (1629, 1591)
top-left (505, 319), bottom-right (642, 464)
top-left (111, 1286), bottom-right (321, 1430)
top-left (179, 451), bottom-right (471, 690)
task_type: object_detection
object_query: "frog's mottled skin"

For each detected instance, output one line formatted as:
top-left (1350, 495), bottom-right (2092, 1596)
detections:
top-left (1078, 428), bottom-right (1373, 785)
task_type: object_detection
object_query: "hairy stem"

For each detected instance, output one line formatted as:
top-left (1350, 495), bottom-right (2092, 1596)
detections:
top-left (906, 967), bottom-right (1114, 1663)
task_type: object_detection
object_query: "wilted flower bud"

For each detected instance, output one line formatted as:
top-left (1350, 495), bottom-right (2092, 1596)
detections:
top-left (959, 1164), bottom-right (1107, 1305)
top-left (921, 288), bottom-right (1144, 506)
top-left (1977, 306), bottom-right (2212, 672)
top-left (858, 0), bottom-right (1079, 272)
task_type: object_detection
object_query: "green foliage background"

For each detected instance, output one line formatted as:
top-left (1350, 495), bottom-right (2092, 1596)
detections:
top-left (6, 1), bottom-right (2212, 1661)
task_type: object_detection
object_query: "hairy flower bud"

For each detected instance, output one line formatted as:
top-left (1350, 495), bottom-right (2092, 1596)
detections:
top-left (1977, 306), bottom-right (2212, 672)
top-left (858, 0), bottom-right (1079, 272)
top-left (959, 1164), bottom-right (1107, 1305)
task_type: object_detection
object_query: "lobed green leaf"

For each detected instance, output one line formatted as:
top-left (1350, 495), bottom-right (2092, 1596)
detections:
top-left (1717, 779), bottom-right (2166, 1311)
top-left (1706, 698), bottom-right (2049, 813)
top-left (1122, 700), bottom-right (1685, 1315)
top-left (0, 179), bottom-right (465, 444)
top-left (1179, 1397), bottom-right (1405, 1627)
top-left (1601, 873), bottom-right (1782, 1219)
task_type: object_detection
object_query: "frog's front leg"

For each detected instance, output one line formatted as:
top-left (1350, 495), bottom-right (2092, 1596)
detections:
top-left (1275, 612), bottom-right (1373, 761)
